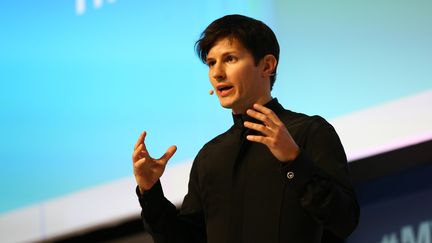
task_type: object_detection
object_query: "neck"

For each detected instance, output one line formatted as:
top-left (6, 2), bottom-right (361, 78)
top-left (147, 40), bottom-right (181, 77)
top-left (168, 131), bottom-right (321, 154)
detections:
top-left (232, 95), bottom-right (273, 114)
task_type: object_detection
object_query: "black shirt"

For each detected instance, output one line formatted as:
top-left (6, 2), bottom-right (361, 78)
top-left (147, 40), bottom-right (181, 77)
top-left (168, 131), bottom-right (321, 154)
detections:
top-left (137, 98), bottom-right (359, 243)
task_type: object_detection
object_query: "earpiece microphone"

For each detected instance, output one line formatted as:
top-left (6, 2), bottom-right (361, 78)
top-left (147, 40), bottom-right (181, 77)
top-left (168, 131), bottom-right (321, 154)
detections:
top-left (209, 90), bottom-right (214, 95)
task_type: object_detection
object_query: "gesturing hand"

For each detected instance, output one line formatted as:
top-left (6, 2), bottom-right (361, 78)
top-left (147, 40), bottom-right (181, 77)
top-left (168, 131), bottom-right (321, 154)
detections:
top-left (244, 104), bottom-right (300, 163)
top-left (132, 131), bottom-right (177, 193)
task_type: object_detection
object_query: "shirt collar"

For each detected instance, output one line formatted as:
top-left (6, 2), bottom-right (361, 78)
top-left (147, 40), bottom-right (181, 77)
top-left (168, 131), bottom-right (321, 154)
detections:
top-left (232, 98), bottom-right (284, 129)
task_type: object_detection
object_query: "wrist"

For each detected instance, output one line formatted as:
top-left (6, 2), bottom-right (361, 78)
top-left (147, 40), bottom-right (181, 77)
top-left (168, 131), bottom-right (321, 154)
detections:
top-left (282, 146), bottom-right (300, 163)
top-left (138, 186), bottom-right (146, 195)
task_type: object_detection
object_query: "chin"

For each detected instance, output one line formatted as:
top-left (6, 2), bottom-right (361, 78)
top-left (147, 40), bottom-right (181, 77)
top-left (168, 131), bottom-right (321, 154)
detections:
top-left (219, 99), bottom-right (246, 114)
top-left (219, 100), bottom-right (233, 109)
top-left (219, 93), bottom-right (248, 111)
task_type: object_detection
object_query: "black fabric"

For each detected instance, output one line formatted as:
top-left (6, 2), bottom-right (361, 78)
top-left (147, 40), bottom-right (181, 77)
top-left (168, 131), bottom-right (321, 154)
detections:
top-left (137, 98), bottom-right (359, 243)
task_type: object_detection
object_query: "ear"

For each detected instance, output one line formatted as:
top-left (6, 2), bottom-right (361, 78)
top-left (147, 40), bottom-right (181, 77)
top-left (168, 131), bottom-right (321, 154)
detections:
top-left (260, 54), bottom-right (277, 78)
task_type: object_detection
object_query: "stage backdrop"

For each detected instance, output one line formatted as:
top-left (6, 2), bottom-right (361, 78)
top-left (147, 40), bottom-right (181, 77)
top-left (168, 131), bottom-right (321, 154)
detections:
top-left (0, 0), bottom-right (431, 242)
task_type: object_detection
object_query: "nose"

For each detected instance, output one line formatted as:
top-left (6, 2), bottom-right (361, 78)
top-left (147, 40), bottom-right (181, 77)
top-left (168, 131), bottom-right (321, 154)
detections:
top-left (211, 63), bottom-right (226, 82)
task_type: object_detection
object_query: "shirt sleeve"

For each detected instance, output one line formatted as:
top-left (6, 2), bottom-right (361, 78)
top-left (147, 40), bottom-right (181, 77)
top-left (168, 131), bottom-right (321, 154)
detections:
top-left (280, 117), bottom-right (360, 239)
top-left (137, 159), bottom-right (206, 243)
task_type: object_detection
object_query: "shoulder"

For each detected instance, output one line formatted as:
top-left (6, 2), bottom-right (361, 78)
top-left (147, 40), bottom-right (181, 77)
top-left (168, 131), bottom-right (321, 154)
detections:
top-left (277, 107), bottom-right (341, 149)
top-left (277, 108), bottom-right (332, 132)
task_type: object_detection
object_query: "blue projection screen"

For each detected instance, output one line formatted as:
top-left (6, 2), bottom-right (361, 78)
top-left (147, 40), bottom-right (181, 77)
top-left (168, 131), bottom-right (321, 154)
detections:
top-left (0, 0), bottom-right (431, 242)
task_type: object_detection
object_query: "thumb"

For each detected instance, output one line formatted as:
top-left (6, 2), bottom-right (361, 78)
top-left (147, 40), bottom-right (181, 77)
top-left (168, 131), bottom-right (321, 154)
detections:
top-left (158, 145), bottom-right (177, 165)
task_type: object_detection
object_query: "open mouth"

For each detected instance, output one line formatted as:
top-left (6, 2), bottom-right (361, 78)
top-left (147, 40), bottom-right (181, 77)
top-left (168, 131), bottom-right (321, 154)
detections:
top-left (217, 85), bottom-right (234, 97)
top-left (218, 86), bottom-right (233, 92)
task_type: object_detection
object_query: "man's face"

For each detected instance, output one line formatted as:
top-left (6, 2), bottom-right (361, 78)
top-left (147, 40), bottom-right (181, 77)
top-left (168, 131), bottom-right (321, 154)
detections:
top-left (206, 38), bottom-right (272, 114)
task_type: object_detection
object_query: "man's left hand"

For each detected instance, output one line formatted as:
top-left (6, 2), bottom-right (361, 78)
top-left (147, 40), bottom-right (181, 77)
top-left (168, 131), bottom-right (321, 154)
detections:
top-left (244, 103), bottom-right (300, 163)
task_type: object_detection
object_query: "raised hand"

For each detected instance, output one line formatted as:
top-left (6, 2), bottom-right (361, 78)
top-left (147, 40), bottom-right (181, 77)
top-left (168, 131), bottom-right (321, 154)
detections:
top-left (243, 104), bottom-right (300, 162)
top-left (132, 131), bottom-right (177, 193)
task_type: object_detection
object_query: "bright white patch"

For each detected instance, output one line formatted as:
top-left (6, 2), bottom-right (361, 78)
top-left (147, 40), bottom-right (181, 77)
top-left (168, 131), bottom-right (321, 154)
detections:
top-left (75, 0), bottom-right (86, 15)
top-left (93, 0), bottom-right (103, 9)
top-left (331, 90), bottom-right (432, 161)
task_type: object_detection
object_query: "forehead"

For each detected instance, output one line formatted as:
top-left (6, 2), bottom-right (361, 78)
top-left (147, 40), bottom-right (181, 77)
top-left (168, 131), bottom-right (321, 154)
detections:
top-left (207, 37), bottom-right (249, 58)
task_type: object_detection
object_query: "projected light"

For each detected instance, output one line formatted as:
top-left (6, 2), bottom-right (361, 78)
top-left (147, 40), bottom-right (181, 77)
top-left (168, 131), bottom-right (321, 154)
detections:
top-left (75, 0), bottom-right (116, 15)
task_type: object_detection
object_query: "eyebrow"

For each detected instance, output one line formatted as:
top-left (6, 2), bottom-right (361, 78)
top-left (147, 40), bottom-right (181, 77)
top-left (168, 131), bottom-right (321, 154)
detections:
top-left (206, 51), bottom-right (238, 62)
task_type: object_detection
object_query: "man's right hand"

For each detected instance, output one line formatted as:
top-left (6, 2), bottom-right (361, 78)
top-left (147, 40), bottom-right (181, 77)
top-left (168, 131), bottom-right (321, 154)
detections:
top-left (132, 131), bottom-right (177, 194)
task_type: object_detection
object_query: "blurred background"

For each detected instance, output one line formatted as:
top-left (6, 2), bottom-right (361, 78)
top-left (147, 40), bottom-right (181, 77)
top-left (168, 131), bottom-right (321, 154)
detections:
top-left (0, 0), bottom-right (431, 242)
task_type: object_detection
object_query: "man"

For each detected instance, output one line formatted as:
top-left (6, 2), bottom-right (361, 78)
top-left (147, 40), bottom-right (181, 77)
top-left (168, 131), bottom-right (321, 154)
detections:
top-left (132, 14), bottom-right (359, 243)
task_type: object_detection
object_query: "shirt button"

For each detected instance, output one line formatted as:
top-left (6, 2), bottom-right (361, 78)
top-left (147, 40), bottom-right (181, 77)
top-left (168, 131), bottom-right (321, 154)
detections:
top-left (287, 171), bottom-right (295, 179)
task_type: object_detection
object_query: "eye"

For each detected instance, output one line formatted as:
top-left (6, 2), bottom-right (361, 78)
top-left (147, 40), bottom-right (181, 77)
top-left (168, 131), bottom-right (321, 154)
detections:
top-left (206, 60), bottom-right (216, 67)
top-left (225, 55), bottom-right (237, 63)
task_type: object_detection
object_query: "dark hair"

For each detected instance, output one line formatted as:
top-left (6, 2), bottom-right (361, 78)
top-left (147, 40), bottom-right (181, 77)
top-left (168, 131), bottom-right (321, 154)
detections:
top-left (195, 14), bottom-right (280, 89)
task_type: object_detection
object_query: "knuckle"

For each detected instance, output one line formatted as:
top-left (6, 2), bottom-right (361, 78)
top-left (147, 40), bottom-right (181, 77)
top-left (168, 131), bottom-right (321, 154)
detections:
top-left (133, 163), bottom-right (139, 170)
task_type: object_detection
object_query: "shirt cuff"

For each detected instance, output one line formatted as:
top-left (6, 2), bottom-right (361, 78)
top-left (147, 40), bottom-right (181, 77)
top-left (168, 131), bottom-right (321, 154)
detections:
top-left (136, 180), bottom-right (164, 208)
top-left (280, 150), bottom-right (326, 192)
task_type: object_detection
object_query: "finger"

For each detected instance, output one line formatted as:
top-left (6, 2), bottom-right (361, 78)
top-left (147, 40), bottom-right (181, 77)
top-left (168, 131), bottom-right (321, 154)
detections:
top-left (243, 121), bottom-right (272, 136)
top-left (252, 104), bottom-right (283, 125)
top-left (133, 144), bottom-right (150, 162)
top-left (134, 131), bottom-right (146, 150)
top-left (158, 145), bottom-right (177, 165)
top-left (246, 135), bottom-right (269, 146)
top-left (134, 157), bottom-right (147, 168)
top-left (139, 132), bottom-right (151, 157)
top-left (246, 109), bottom-right (277, 127)
top-left (132, 144), bottom-right (143, 161)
